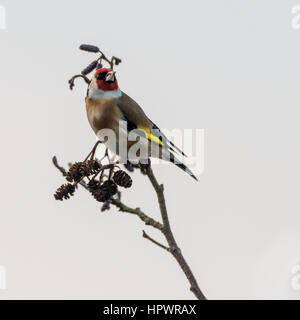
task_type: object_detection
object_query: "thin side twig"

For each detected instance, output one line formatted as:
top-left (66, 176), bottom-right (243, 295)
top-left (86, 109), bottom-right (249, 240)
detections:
top-left (68, 74), bottom-right (91, 90)
top-left (142, 230), bottom-right (170, 252)
top-left (52, 156), bottom-right (67, 176)
top-left (111, 198), bottom-right (163, 231)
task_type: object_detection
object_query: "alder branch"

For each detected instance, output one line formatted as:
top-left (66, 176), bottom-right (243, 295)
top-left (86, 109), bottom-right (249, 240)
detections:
top-left (53, 154), bottom-right (206, 300)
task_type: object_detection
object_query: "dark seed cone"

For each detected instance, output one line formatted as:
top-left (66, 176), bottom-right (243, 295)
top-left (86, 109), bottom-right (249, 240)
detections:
top-left (92, 180), bottom-right (118, 202)
top-left (81, 60), bottom-right (98, 75)
top-left (66, 162), bottom-right (90, 182)
top-left (79, 44), bottom-right (99, 53)
top-left (86, 159), bottom-right (102, 175)
top-left (113, 170), bottom-right (132, 188)
top-left (54, 183), bottom-right (75, 201)
top-left (88, 179), bottom-right (101, 191)
top-left (92, 190), bottom-right (108, 202)
top-left (101, 180), bottom-right (118, 196)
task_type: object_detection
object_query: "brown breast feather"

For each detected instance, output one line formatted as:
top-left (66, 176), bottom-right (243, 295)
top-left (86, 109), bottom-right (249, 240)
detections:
top-left (85, 97), bottom-right (121, 135)
top-left (86, 91), bottom-right (152, 133)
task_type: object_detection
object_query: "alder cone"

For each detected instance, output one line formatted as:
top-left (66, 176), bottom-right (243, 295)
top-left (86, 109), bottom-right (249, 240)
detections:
top-left (81, 60), bottom-right (98, 75)
top-left (79, 44), bottom-right (99, 53)
top-left (92, 180), bottom-right (118, 202)
top-left (54, 183), bottom-right (75, 201)
top-left (113, 170), bottom-right (132, 188)
top-left (66, 162), bottom-right (90, 182)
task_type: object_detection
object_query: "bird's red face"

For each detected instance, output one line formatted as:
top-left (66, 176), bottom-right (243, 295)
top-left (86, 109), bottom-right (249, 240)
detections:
top-left (94, 68), bottom-right (119, 91)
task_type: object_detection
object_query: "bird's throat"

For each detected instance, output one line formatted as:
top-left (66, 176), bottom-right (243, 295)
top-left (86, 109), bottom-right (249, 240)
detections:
top-left (88, 86), bottom-right (122, 100)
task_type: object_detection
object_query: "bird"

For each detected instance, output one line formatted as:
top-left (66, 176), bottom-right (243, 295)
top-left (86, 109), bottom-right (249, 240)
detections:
top-left (85, 66), bottom-right (197, 180)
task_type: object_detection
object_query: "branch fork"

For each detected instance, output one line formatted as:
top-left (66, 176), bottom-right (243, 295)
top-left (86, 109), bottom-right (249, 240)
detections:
top-left (53, 144), bottom-right (206, 299)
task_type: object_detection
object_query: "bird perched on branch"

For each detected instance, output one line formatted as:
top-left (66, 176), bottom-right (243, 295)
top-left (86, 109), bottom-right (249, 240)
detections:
top-left (85, 66), bottom-right (197, 180)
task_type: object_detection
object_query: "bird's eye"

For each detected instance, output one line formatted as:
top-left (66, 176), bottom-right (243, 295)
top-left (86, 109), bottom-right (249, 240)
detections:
top-left (96, 72), bottom-right (107, 80)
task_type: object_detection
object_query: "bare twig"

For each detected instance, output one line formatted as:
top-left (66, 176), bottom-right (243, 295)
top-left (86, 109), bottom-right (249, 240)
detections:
top-left (52, 156), bottom-right (67, 177)
top-left (142, 230), bottom-right (170, 252)
top-left (68, 74), bottom-right (91, 90)
top-left (83, 140), bottom-right (101, 162)
top-left (111, 198), bottom-right (163, 231)
top-left (97, 50), bottom-right (122, 69)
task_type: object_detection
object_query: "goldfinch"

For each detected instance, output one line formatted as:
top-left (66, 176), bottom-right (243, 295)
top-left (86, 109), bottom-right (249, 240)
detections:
top-left (85, 67), bottom-right (197, 180)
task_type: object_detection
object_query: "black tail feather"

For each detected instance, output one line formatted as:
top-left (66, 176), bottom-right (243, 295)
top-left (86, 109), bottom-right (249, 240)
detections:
top-left (168, 153), bottom-right (198, 181)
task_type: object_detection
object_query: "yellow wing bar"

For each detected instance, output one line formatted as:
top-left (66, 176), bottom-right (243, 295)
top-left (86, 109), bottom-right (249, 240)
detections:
top-left (137, 126), bottom-right (163, 146)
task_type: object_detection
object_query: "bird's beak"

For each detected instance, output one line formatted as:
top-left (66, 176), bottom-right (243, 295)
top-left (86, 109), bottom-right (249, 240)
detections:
top-left (105, 71), bottom-right (116, 82)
